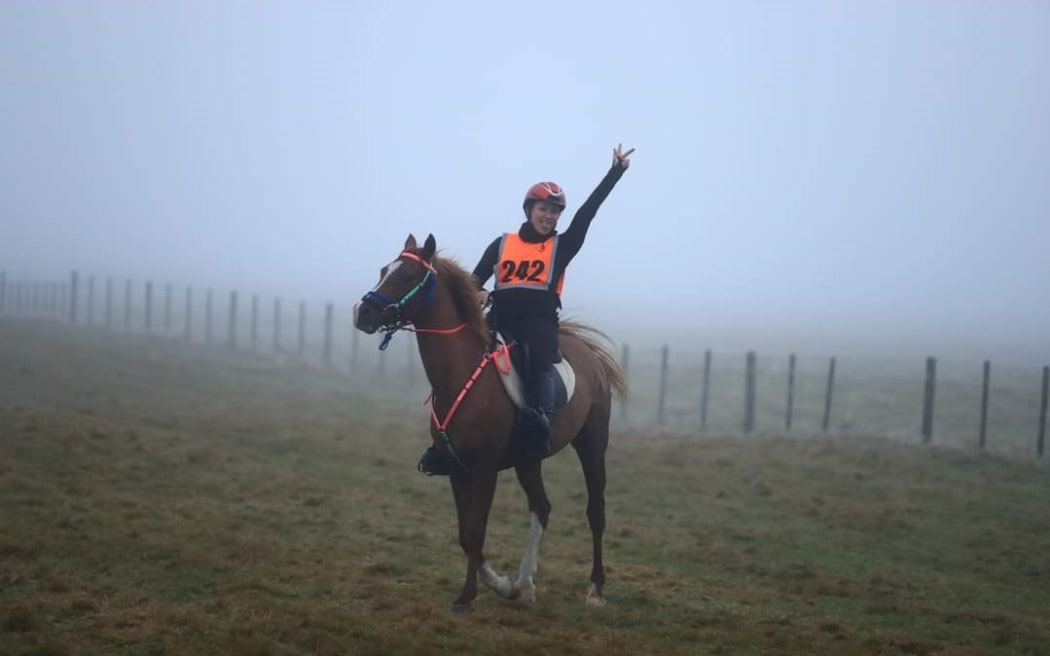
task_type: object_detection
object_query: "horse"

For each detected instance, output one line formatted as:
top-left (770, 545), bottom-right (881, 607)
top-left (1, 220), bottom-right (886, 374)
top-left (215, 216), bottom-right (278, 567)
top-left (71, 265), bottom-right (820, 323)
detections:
top-left (353, 233), bottom-right (627, 613)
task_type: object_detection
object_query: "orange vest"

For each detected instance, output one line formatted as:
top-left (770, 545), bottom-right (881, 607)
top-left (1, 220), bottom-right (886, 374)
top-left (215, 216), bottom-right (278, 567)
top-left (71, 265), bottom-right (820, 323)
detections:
top-left (493, 233), bottom-right (564, 296)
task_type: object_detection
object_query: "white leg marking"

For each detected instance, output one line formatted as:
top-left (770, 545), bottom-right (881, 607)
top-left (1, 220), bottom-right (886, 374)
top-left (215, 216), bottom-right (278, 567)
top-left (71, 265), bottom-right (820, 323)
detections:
top-left (480, 561), bottom-right (514, 599)
top-left (515, 512), bottom-right (545, 591)
top-left (585, 582), bottom-right (606, 606)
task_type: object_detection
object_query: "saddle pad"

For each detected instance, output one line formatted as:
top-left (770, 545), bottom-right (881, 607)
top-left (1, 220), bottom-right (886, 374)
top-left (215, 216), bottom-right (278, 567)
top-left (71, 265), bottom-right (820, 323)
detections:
top-left (492, 332), bottom-right (576, 411)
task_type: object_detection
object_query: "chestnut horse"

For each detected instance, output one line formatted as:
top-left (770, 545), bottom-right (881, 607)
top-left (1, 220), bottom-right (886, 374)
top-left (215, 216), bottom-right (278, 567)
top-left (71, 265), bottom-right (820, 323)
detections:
top-left (353, 234), bottom-right (626, 613)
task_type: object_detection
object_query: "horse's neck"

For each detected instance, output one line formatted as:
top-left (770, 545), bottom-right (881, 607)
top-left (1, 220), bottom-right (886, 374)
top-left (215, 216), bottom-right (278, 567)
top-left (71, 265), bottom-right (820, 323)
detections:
top-left (414, 288), bottom-right (486, 400)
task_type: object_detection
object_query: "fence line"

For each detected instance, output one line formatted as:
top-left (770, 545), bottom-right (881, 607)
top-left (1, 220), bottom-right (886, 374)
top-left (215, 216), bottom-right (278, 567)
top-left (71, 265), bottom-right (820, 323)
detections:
top-left (1, 270), bottom-right (1048, 456)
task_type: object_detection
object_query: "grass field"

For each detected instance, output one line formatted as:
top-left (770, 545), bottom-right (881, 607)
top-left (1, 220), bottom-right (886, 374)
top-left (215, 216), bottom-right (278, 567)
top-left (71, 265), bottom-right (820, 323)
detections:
top-left (2, 319), bottom-right (1048, 655)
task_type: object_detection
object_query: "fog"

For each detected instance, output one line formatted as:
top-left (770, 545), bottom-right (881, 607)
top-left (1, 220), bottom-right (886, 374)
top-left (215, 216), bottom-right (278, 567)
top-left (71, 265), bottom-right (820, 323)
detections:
top-left (2, 1), bottom-right (1047, 364)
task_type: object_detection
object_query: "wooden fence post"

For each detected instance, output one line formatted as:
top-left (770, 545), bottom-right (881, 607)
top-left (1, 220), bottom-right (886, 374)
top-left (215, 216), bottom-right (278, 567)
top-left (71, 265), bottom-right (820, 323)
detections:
top-left (183, 286), bottom-right (193, 340)
top-left (351, 318), bottom-right (359, 368)
top-left (86, 277), bottom-right (95, 326)
top-left (227, 290), bottom-right (238, 349)
top-left (786, 353), bottom-right (796, 432)
top-left (273, 298), bottom-right (282, 353)
top-left (250, 294), bottom-right (259, 352)
top-left (105, 278), bottom-right (113, 330)
top-left (822, 356), bottom-right (836, 433)
top-left (124, 279), bottom-right (132, 333)
top-left (658, 345), bottom-right (669, 427)
top-left (1038, 366), bottom-right (1048, 458)
top-left (922, 356), bottom-right (937, 444)
top-left (205, 288), bottom-right (213, 344)
top-left (297, 301), bottom-right (306, 359)
top-left (979, 361), bottom-right (990, 450)
top-left (744, 351), bottom-right (756, 434)
top-left (700, 349), bottom-right (711, 430)
top-left (323, 302), bottom-right (334, 367)
top-left (145, 281), bottom-right (153, 333)
top-left (69, 271), bottom-right (78, 324)
top-left (164, 284), bottom-right (172, 333)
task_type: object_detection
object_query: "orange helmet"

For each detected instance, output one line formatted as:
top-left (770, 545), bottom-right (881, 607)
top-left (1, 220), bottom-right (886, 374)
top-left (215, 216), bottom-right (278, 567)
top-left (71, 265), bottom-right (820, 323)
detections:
top-left (523, 181), bottom-right (566, 216)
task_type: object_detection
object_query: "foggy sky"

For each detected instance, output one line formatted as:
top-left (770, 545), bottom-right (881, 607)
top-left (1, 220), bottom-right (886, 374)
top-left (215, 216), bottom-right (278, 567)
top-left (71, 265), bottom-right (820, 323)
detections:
top-left (2, 1), bottom-right (1048, 362)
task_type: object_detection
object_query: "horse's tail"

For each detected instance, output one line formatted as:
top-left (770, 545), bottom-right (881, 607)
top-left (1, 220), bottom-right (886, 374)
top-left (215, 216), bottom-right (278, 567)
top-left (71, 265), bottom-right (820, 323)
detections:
top-left (559, 320), bottom-right (628, 402)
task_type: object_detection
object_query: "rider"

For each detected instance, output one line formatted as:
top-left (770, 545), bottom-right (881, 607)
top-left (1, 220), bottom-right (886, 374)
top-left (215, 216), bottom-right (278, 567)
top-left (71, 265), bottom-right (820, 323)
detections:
top-left (418, 144), bottom-right (635, 475)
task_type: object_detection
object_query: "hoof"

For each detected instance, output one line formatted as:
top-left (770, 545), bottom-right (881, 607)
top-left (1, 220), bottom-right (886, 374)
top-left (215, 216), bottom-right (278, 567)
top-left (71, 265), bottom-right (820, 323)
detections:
top-left (450, 603), bottom-right (472, 615)
top-left (585, 583), bottom-right (605, 606)
top-left (515, 586), bottom-right (537, 605)
top-left (585, 594), bottom-right (606, 607)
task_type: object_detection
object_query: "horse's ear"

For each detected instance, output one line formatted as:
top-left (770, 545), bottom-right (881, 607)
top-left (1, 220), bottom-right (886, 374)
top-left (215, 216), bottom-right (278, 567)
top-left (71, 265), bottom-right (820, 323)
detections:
top-left (421, 234), bottom-right (436, 261)
top-left (404, 234), bottom-right (417, 250)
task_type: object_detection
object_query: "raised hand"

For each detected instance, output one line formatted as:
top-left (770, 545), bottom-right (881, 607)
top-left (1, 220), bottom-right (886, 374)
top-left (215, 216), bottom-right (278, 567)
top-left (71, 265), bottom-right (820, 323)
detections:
top-left (612, 143), bottom-right (636, 170)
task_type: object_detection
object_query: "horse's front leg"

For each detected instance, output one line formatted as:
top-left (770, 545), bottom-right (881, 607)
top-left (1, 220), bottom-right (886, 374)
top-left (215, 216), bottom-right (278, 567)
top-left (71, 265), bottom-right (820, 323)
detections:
top-left (448, 467), bottom-right (499, 613)
top-left (512, 459), bottom-right (551, 604)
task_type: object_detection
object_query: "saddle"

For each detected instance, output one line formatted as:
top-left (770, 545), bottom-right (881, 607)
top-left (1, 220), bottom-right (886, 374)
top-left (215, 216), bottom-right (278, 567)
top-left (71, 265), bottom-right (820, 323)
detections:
top-left (490, 330), bottom-right (576, 413)
top-left (489, 330), bottom-right (576, 470)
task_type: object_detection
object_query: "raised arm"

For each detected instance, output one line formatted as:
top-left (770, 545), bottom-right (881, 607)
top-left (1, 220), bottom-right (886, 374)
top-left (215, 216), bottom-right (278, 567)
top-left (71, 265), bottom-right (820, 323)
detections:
top-left (559, 144), bottom-right (635, 258)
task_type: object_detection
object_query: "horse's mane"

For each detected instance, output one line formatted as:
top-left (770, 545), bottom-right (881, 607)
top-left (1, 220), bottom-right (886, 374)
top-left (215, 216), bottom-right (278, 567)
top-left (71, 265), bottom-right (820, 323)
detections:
top-left (432, 253), bottom-right (489, 345)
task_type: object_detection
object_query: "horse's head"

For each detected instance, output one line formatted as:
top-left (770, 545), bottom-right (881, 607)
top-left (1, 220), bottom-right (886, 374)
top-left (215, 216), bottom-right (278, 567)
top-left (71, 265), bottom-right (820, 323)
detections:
top-left (354, 233), bottom-right (438, 334)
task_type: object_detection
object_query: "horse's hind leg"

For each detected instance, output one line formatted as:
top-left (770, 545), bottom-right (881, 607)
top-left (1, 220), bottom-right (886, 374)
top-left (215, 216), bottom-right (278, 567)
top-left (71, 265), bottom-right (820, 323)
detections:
top-left (512, 458), bottom-right (551, 604)
top-left (572, 407), bottom-right (610, 606)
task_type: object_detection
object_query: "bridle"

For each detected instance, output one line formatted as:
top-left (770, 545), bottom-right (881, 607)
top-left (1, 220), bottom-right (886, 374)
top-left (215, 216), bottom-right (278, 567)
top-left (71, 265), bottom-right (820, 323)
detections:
top-left (360, 251), bottom-right (465, 350)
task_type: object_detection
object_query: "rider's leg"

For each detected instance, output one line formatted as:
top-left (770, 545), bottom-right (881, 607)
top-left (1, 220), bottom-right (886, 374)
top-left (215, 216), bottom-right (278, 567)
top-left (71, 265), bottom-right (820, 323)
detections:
top-left (521, 317), bottom-right (558, 451)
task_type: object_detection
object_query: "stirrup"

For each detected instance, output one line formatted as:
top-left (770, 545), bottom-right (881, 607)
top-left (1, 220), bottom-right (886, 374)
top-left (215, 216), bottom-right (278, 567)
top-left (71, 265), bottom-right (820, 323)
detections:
top-left (417, 446), bottom-right (450, 476)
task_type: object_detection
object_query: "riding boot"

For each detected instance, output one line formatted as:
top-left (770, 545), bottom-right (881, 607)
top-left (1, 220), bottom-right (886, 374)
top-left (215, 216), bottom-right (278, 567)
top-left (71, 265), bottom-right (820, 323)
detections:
top-left (417, 445), bottom-right (450, 476)
top-left (526, 367), bottom-right (556, 453)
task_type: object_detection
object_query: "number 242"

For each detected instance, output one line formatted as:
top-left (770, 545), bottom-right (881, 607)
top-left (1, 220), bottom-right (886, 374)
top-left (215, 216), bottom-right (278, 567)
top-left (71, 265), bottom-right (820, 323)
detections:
top-left (500, 260), bottom-right (546, 283)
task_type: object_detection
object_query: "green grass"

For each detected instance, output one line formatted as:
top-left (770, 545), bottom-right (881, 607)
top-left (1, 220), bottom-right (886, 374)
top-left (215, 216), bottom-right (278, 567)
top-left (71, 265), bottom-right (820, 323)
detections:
top-left (1, 319), bottom-right (1048, 655)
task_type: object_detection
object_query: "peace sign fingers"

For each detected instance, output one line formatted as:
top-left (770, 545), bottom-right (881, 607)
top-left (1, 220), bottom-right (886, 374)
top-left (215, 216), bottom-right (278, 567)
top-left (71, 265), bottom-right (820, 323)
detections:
top-left (612, 143), bottom-right (636, 169)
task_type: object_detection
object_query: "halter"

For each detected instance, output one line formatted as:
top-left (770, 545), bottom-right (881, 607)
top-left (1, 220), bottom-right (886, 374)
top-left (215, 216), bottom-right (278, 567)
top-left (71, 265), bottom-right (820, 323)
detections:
top-left (361, 251), bottom-right (465, 350)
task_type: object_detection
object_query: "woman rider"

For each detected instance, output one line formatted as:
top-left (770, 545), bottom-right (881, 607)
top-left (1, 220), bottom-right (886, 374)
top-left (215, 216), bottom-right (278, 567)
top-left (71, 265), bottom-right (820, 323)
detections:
top-left (419, 143), bottom-right (635, 475)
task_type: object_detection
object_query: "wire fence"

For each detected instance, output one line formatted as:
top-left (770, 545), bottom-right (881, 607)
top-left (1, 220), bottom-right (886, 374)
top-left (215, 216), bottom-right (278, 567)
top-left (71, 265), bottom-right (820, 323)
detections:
top-left (2, 270), bottom-right (1047, 458)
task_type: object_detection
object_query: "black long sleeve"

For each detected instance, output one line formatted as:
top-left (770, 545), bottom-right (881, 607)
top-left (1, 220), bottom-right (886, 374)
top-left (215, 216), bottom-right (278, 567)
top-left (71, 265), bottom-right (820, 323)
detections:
top-left (557, 164), bottom-right (626, 262)
top-left (471, 237), bottom-right (502, 288)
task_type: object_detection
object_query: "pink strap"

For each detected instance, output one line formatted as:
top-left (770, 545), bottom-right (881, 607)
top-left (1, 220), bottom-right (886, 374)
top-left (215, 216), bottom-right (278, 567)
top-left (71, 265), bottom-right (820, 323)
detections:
top-left (429, 347), bottom-right (508, 432)
top-left (400, 250), bottom-right (438, 275)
